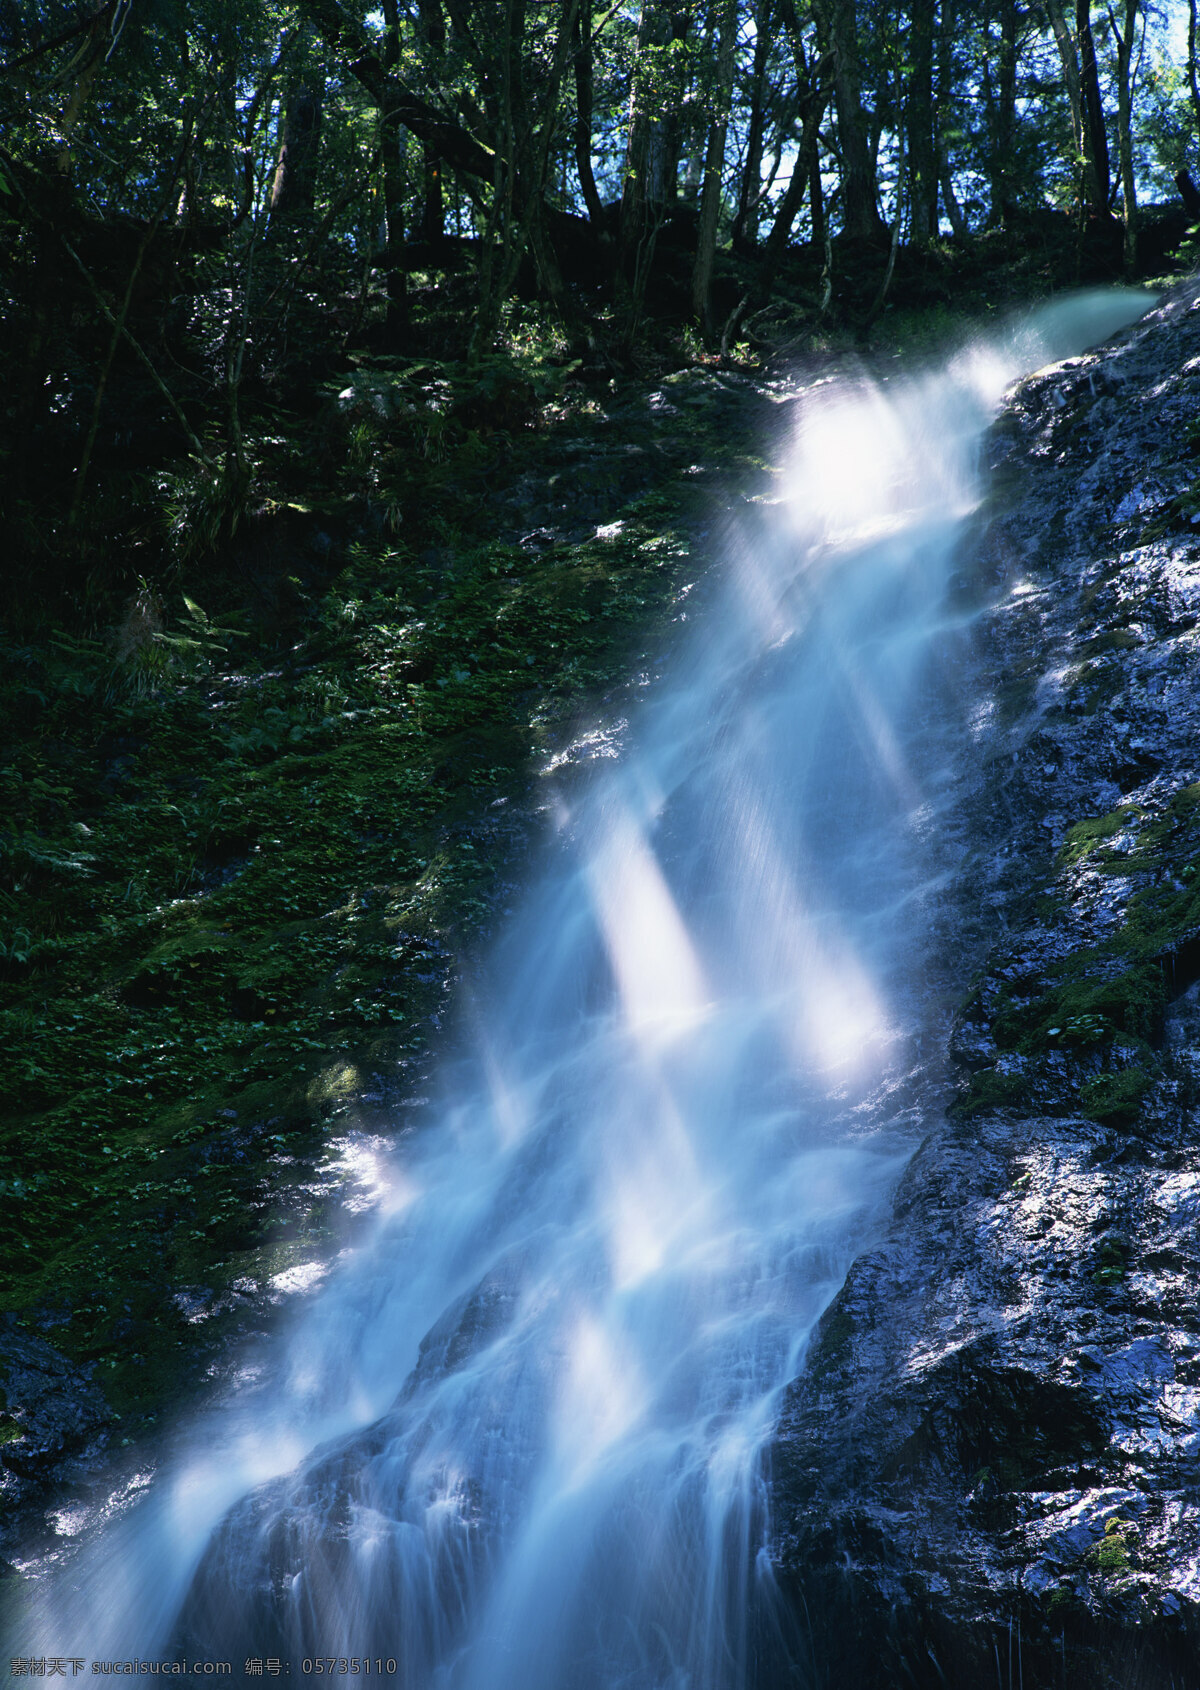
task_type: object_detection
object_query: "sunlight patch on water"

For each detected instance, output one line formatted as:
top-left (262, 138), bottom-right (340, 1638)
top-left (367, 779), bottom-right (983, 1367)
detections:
top-left (602, 1092), bottom-right (708, 1291)
top-left (554, 1316), bottom-right (649, 1488)
top-left (588, 816), bottom-right (711, 1044)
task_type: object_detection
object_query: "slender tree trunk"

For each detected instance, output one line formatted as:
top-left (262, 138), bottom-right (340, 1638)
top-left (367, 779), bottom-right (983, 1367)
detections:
top-left (761, 100), bottom-right (826, 263)
top-left (906, 0), bottom-right (935, 244)
top-left (1109, 0), bottom-right (1140, 272)
top-left (378, 0), bottom-right (408, 336)
top-left (54, 0), bottom-right (121, 177)
top-left (1076, 0), bottom-right (1110, 205)
top-left (527, 197), bottom-right (573, 323)
top-left (416, 0), bottom-right (447, 241)
top-left (934, 0), bottom-right (967, 235)
top-left (572, 10), bottom-right (605, 225)
top-left (991, 0), bottom-right (1019, 223)
top-left (682, 141), bottom-right (704, 205)
top-left (692, 0), bottom-right (739, 330)
top-left (73, 118), bottom-right (196, 516)
top-left (421, 144), bottom-right (444, 241)
top-left (52, 225), bottom-right (212, 464)
top-left (719, 24), bottom-right (831, 352)
top-left (618, 0), bottom-right (673, 340)
top-left (779, 0), bottom-right (829, 249)
top-left (860, 75), bottom-right (904, 332)
top-left (380, 116), bottom-right (409, 335)
top-left (732, 0), bottom-right (775, 244)
top-left (1044, 0), bottom-right (1105, 212)
top-left (809, 144), bottom-right (826, 245)
top-left (1190, 0), bottom-right (1200, 139)
top-left (269, 38), bottom-right (325, 228)
top-left (811, 0), bottom-right (883, 241)
top-left (471, 0), bottom-right (581, 353)
top-left (1045, 0), bottom-right (1086, 198)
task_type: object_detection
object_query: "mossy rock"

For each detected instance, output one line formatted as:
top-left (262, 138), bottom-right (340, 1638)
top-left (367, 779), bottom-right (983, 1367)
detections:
top-left (952, 1067), bottom-right (1036, 1118)
top-left (995, 964), bottom-right (1166, 1055)
top-left (1080, 1067), bottom-right (1151, 1128)
top-left (1058, 805), bottom-right (1140, 869)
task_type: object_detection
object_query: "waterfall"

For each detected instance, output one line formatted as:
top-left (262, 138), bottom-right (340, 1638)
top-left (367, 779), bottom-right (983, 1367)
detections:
top-left (10, 292), bottom-right (1148, 1687)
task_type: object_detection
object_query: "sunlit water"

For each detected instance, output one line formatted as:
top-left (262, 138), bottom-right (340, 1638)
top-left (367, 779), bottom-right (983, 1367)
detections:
top-left (8, 293), bottom-right (1149, 1686)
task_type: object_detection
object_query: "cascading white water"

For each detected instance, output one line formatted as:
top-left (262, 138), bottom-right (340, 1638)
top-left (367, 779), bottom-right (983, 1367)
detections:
top-left (10, 293), bottom-right (1149, 1687)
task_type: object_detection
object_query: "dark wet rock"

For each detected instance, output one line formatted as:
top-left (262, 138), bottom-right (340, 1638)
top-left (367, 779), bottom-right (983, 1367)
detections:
top-left (0, 1328), bottom-right (110, 1516)
top-left (769, 282), bottom-right (1200, 1686)
top-left (174, 1252), bottom-right (532, 1659)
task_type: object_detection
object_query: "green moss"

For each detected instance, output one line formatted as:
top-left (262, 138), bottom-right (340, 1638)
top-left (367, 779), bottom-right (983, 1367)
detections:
top-left (1046, 1584), bottom-right (1077, 1618)
top-left (952, 1068), bottom-right (1034, 1118)
top-left (994, 963), bottom-right (1166, 1056)
top-left (1066, 661), bottom-right (1126, 717)
top-left (1089, 1519), bottom-right (1131, 1574)
top-left (957, 776), bottom-right (1200, 1122)
top-left (1081, 1068), bottom-right (1151, 1127)
top-left (1058, 805), bottom-right (1140, 869)
top-left (1080, 629), bottom-right (1140, 657)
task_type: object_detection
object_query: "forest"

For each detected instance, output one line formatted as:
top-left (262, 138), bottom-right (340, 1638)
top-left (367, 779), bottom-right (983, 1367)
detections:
top-left (3, 0), bottom-right (1200, 1600)
top-left (3, 0), bottom-right (1198, 593)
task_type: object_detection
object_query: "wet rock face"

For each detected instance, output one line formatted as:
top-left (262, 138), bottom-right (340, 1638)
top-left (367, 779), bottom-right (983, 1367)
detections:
top-left (0, 1327), bottom-right (110, 1559)
top-left (769, 285), bottom-right (1200, 1689)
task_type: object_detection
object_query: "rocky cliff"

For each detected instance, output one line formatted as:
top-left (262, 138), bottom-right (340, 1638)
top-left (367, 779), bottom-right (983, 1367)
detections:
top-left (770, 283), bottom-right (1200, 1688)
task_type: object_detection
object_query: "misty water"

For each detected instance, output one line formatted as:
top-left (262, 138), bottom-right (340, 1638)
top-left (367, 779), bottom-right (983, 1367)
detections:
top-left (11, 292), bottom-right (1149, 1687)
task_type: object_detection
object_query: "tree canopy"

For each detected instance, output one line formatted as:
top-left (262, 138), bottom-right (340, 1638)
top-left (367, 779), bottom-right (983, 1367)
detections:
top-left (0, 0), bottom-right (1196, 602)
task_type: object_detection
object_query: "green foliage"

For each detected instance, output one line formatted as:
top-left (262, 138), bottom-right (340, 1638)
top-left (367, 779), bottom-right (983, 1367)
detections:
top-left (1046, 1583), bottom-right (1077, 1618)
top-left (1045, 1014), bottom-right (1108, 1047)
top-left (1092, 1238), bottom-right (1130, 1286)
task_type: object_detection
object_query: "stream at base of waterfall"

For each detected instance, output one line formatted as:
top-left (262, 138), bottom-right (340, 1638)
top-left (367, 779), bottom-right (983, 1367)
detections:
top-left (8, 292), bottom-right (1151, 1690)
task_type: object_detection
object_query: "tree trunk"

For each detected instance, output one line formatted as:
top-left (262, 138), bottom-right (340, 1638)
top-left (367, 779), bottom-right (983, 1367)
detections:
top-left (53, 0), bottom-right (121, 177)
top-left (732, 0), bottom-right (775, 245)
top-left (269, 45), bottom-right (325, 227)
top-left (778, 0), bottom-right (829, 248)
top-left (934, 0), bottom-right (967, 235)
top-left (1190, 0), bottom-right (1200, 142)
top-left (989, 0), bottom-right (1019, 223)
top-left (1110, 0), bottom-right (1140, 272)
top-left (377, 0), bottom-right (408, 336)
top-left (906, 0), bottom-right (936, 244)
top-left (421, 144), bottom-right (444, 242)
top-left (73, 117), bottom-right (196, 516)
top-left (1075, 0), bottom-right (1110, 206)
top-left (618, 0), bottom-right (674, 339)
top-left (1044, 0), bottom-right (1105, 212)
top-left (380, 115), bottom-right (409, 335)
top-left (809, 144), bottom-right (826, 246)
top-left (811, 0), bottom-right (884, 241)
top-left (572, 9), bottom-right (605, 225)
top-left (719, 24), bottom-right (831, 352)
top-left (691, 0), bottom-right (739, 330)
